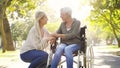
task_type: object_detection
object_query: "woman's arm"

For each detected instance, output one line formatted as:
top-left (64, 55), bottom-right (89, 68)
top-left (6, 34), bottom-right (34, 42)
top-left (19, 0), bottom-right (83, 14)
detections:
top-left (28, 28), bottom-right (48, 50)
top-left (52, 21), bottom-right (80, 40)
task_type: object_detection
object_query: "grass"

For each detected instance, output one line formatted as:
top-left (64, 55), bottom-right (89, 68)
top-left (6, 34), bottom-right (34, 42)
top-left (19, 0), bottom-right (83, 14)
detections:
top-left (0, 48), bottom-right (19, 54)
top-left (98, 45), bottom-right (120, 56)
top-left (0, 48), bottom-right (29, 68)
top-left (105, 45), bottom-right (120, 49)
top-left (98, 45), bottom-right (120, 50)
top-left (0, 48), bottom-right (20, 60)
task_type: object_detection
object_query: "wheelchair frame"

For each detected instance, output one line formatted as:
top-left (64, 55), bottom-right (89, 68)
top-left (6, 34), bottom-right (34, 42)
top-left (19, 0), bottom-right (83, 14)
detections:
top-left (46, 26), bottom-right (94, 68)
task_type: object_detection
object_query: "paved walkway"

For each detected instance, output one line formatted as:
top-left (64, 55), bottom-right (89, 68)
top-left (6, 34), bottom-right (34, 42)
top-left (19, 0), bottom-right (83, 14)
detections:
top-left (93, 46), bottom-right (120, 68)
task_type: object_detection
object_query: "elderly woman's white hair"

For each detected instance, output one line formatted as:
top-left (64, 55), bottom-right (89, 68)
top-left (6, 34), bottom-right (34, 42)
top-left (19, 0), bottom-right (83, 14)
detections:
top-left (35, 11), bottom-right (45, 23)
top-left (60, 7), bottom-right (72, 16)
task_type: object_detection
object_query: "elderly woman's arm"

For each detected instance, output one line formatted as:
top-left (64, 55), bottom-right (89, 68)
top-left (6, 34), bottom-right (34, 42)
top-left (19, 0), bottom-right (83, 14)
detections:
top-left (52, 21), bottom-right (80, 40)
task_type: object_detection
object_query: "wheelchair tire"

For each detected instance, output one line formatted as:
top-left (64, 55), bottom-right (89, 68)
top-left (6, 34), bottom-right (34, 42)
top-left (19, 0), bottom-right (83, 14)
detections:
top-left (85, 44), bottom-right (94, 68)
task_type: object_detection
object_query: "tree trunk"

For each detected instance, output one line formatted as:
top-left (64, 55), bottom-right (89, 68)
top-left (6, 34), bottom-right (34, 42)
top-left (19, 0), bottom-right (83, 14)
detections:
top-left (0, 0), bottom-right (15, 52)
top-left (0, 6), bottom-right (7, 52)
top-left (117, 39), bottom-right (120, 47)
top-left (114, 28), bottom-right (120, 47)
top-left (109, 9), bottom-right (120, 47)
top-left (3, 13), bottom-right (15, 51)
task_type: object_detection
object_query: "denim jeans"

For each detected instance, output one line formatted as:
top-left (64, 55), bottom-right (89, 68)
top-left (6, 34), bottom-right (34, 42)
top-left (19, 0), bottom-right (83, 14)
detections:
top-left (50, 43), bottom-right (80, 68)
top-left (20, 49), bottom-right (48, 68)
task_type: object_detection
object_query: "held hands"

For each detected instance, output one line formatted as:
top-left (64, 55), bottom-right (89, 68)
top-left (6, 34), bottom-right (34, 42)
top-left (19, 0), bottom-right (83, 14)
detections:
top-left (51, 33), bottom-right (64, 38)
top-left (47, 36), bottom-right (56, 45)
top-left (46, 33), bottom-right (65, 45)
top-left (51, 33), bottom-right (59, 38)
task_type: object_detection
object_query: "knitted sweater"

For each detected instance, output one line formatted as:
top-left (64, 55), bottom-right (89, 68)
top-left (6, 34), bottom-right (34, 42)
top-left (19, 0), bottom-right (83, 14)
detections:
top-left (20, 22), bottom-right (49, 54)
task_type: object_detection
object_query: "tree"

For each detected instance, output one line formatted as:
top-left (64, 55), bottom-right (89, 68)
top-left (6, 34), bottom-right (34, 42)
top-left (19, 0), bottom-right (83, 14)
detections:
top-left (0, 0), bottom-right (11, 52)
top-left (0, 0), bottom-right (46, 52)
top-left (11, 19), bottom-right (34, 47)
top-left (9, 0), bottom-right (46, 45)
top-left (89, 0), bottom-right (120, 47)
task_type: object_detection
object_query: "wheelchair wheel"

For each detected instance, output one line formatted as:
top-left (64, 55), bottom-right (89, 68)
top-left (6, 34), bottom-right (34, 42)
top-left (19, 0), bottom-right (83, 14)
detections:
top-left (77, 51), bottom-right (86, 68)
top-left (85, 44), bottom-right (94, 68)
top-left (58, 65), bottom-right (63, 68)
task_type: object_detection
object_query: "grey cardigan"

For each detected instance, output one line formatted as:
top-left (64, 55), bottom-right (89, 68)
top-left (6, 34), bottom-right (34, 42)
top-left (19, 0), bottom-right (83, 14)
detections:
top-left (57, 19), bottom-right (81, 45)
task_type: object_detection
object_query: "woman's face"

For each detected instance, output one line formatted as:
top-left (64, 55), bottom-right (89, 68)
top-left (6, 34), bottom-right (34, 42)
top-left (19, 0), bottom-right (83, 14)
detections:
top-left (60, 12), bottom-right (68, 22)
top-left (39, 15), bottom-right (48, 25)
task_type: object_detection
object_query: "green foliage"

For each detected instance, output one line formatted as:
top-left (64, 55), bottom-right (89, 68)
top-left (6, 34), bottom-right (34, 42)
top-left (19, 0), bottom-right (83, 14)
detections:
top-left (6, 0), bottom-right (46, 41)
top-left (90, 0), bottom-right (120, 9)
top-left (6, 0), bottom-right (47, 18)
top-left (11, 21), bottom-right (34, 41)
top-left (88, 0), bottom-right (120, 47)
top-left (6, 0), bottom-right (35, 17)
top-left (89, 0), bottom-right (120, 41)
top-left (11, 21), bottom-right (60, 41)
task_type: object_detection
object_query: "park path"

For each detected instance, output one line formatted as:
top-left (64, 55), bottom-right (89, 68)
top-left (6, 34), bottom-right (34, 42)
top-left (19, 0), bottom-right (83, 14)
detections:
top-left (93, 46), bottom-right (120, 68)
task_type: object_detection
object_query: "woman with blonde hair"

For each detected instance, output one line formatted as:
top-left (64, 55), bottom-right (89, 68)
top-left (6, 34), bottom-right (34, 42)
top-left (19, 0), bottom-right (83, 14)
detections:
top-left (20, 11), bottom-right (54, 68)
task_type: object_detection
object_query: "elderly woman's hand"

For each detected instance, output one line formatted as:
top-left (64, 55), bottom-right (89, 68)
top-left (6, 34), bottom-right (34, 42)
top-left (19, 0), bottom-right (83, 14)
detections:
top-left (50, 33), bottom-right (58, 38)
top-left (48, 37), bottom-right (56, 45)
top-left (51, 33), bottom-right (65, 39)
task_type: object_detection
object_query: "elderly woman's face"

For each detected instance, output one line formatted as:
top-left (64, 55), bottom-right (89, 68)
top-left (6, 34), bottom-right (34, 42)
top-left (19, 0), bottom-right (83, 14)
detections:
top-left (60, 12), bottom-right (68, 22)
top-left (39, 15), bottom-right (48, 25)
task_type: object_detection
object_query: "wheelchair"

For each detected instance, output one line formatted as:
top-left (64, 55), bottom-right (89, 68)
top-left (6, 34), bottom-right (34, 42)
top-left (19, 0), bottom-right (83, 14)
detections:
top-left (46, 26), bottom-right (94, 68)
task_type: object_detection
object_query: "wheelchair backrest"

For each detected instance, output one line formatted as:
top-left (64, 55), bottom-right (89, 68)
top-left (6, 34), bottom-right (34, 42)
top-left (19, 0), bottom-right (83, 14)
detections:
top-left (79, 26), bottom-right (87, 53)
top-left (79, 26), bottom-right (87, 41)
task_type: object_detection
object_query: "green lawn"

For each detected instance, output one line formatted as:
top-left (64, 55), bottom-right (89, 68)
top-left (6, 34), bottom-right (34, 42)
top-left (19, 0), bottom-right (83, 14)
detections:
top-left (0, 49), bottom-right (19, 61)
top-left (98, 45), bottom-right (120, 56)
top-left (98, 45), bottom-right (120, 50)
top-left (0, 49), bottom-right (19, 55)
top-left (106, 45), bottom-right (120, 49)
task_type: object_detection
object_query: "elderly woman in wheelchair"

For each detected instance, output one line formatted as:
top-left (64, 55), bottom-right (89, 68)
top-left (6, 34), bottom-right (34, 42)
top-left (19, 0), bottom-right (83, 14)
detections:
top-left (50, 7), bottom-right (82, 68)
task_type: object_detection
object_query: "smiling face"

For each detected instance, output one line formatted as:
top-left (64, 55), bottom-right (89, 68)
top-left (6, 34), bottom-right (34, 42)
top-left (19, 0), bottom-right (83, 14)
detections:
top-left (60, 7), bottom-right (72, 22)
top-left (60, 11), bottom-right (71, 22)
top-left (39, 14), bottom-right (48, 25)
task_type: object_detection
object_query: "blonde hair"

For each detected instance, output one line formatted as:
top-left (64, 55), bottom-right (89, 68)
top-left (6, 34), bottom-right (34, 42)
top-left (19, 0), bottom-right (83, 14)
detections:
top-left (35, 11), bottom-right (45, 23)
top-left (34, 11), bottom-right (46, 36)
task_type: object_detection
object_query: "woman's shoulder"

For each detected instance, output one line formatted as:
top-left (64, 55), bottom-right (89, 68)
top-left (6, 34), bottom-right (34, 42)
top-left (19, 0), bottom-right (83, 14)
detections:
top-left (73, 19), bottom-right (80, 26)
top-left (27, 26), bottom-right (37, 36)
top-left (73, 18), bottom-right (80, 24)
top-left (60, 22), bottom-right (66, 27)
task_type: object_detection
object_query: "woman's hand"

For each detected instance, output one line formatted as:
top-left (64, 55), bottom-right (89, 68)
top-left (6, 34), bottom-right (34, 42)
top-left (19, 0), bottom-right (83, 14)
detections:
top-left (51, 33), bottom-right (65, 38)
top-left (44, 36), bottom-right (56, 44)
top-left (48, 37), bottom-right (56, 45)
top-left (51, 33), bottom-right (59, 38)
